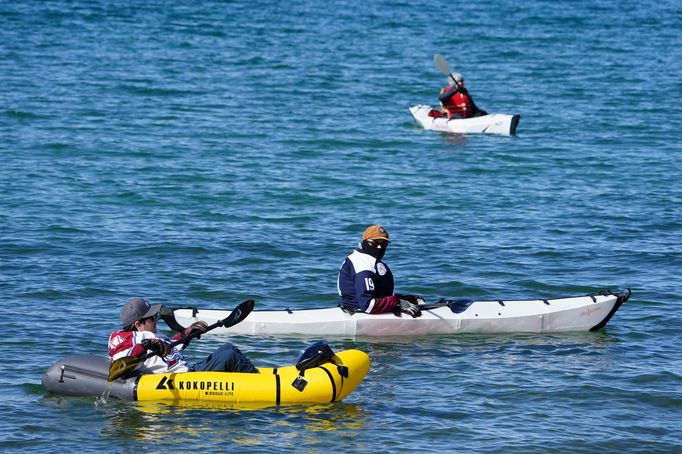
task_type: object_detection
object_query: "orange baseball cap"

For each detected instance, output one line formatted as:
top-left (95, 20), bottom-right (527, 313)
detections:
top-left (362, 225), bottom-right (390, 242)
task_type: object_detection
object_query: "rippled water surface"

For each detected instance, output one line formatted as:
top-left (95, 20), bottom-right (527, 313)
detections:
top-left (1, 0), bottom-right (681, 452)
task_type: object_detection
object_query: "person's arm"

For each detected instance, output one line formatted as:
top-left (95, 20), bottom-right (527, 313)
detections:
top-left (357, 261), bottom-right (400, 314)
top-left (461, 88), bottom-right (487, 116)
top-left (354, 270), bottom-right (376, 312)
top-left (349, 268), bottom-right (422, 317)
top-left (370, 295), bottom-right (422, 317)
top-left (128, 343), bottom-right (147, 357)
top-left (108, 330), bottom-right (149, 361)
top-left (353, 270), bottom-right (399, 313)
top-left (439, 86), bottom-right (458, 103)
top-left (171, 321), bottom-right (209, 349)
top-left (370, 295), bottom-right (399, 313)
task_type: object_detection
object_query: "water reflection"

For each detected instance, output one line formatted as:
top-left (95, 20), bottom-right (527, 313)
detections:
top-left (100, 400), bottom-right (366, 448)
top-left (441, 132), bottom-right (469, 147)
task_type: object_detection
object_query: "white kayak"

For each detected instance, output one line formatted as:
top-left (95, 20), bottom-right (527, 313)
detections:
top-left (162, 290), bottom-right (630, 338)
top-left (410, 104), bottom-right (520, 136)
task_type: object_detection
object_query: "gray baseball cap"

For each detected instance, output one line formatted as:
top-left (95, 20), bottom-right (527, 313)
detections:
top-left (448, 72), bottom-right (464, 86)
top-left (120, 297), bottom-right (162, 327)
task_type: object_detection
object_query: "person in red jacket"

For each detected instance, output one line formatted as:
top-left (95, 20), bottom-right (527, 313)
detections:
top-left (438, 72), bottom-right (487, 119)
top-left (108, 297), bottom-right (258, 375)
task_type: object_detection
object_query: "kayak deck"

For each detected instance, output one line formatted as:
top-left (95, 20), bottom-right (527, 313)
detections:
top-left (165, 290), bottom-right (630, 338)
top-left (410, 104), bottom-right (520, 136)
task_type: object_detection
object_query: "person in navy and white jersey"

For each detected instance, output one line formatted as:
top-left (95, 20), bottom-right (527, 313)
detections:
top-left (337, 225), bottom-right (423, 317)
top-left (108, 297), bottom-right (258, 375)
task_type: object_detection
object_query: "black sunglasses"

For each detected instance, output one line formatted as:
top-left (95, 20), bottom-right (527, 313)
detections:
top-left (368, 239), bottom-right (390, 247)
top-left (139, 312), bottom-right (160, 323)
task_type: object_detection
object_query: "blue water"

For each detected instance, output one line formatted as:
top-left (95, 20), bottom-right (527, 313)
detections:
top-left (1, 0), bottom-right (681, 452)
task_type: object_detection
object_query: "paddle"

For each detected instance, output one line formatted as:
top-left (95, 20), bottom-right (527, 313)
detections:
top-left (433, 53), bottom-right (461, 116)
top-left (108, 299), bottom-right (255, 382)
top-left (434, 53), bottom-right (454, 77)
top-left (418, 298), bottom-right (474, 314)
top-left (433, 53), bottom-right (487, 118)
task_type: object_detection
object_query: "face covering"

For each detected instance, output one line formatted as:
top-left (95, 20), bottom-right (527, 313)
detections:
top-left (361, 240), bottom-right (387, 261)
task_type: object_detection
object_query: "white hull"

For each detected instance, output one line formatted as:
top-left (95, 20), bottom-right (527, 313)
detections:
top-left (410, 104), bottom-right (520, 136)
top-left (165, 290), bottom-right (629, 338)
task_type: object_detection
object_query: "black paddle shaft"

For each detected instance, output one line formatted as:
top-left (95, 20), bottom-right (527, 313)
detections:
top-left (146, 299), bottom-right (254, 359)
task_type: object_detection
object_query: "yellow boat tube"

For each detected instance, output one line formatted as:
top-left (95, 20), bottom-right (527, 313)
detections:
top-left (43, 349), bottom-right (370, 405)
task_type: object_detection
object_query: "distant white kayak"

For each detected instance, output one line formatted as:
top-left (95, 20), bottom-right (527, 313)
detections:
top-left (162, 290), bottom-right (630, 338)
top-left (410, 104), bottom-right (520, 136)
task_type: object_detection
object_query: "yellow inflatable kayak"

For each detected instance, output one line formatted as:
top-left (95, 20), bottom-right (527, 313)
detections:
top-left (136, 349), bottom-right (369, 404)
top-left (43, 349), bottom-right (370, 405)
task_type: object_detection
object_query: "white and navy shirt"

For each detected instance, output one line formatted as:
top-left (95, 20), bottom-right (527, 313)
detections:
top-left (337, 246), bottom-right (395, 313)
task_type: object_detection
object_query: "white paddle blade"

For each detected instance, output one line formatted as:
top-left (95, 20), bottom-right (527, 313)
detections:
top-left (433, 53), bottom-right (452, 75)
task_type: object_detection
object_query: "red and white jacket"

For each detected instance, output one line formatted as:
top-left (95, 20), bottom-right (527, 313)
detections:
top-left (108, 329), bottom-right (189, 374)
top-left (440, 86), bottom-right (475, 118)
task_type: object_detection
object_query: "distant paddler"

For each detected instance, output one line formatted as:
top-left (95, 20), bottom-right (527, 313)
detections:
top-left (434, 53), bottom-right (487, 119)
